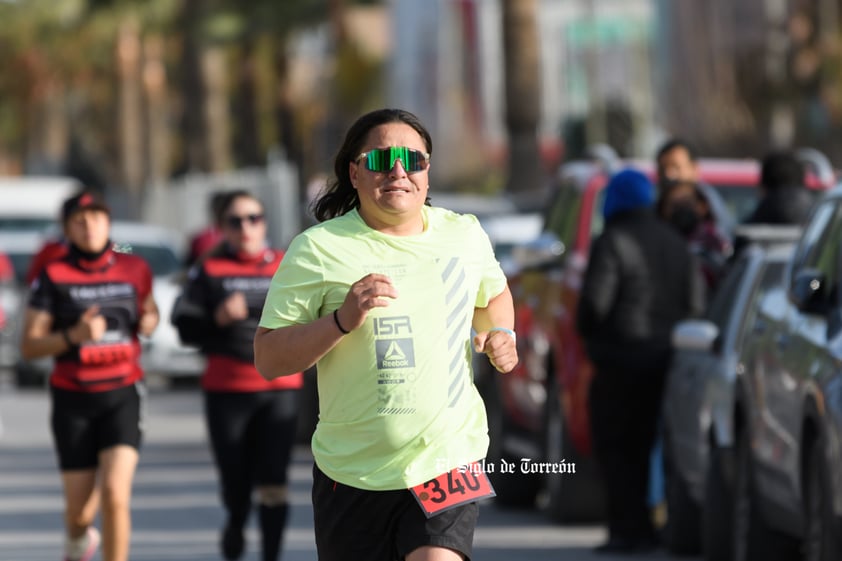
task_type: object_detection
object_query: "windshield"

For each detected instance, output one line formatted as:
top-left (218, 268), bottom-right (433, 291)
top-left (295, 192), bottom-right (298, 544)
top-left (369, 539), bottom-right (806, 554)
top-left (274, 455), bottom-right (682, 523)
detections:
top-left (712, 184), bottom-right (824, 223)
top-left (0, 218), bottom-right (57, 233)
top-left (114, 243), bottom-right (181, 277)
top-left (5, 252), bottom-right (31, 285)
top-left (710, 186), bottom-right (759, 223)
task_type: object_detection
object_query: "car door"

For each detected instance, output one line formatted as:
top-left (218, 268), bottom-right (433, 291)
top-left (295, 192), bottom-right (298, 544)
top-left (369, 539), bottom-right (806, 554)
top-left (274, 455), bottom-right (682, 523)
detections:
top-left (753, 201), bottom-right (842, 512)
top-left (557, 172), bottom-right (608, 454)
top-left (502, 174), bottom-right (584, 434)
top-left (783, 200), bottom-right (842, 510)
top-left (665, 254), bottom-right (753, 493)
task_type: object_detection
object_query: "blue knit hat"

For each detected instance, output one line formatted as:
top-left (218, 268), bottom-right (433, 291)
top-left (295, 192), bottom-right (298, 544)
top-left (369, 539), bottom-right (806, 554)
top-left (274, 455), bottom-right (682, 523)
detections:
top-left (602, 168), bottom-right (655, 220)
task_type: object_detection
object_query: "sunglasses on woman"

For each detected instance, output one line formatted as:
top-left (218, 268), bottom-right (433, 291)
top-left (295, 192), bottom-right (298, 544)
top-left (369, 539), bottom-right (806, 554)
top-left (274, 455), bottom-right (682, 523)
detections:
top-left (355, 146), bottom-right (430, 173)
top-left (225, 214), bottom-right (265, 229)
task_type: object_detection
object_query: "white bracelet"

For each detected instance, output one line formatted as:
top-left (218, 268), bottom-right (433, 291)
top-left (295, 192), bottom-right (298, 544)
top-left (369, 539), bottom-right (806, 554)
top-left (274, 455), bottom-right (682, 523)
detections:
top-left (489, 327), bottom-right (516, 344)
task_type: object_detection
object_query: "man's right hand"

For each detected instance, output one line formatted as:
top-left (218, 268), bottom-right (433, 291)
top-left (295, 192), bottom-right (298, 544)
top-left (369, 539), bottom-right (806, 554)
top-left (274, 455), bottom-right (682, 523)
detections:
top-left (72, 305), bottom-right (107, 344)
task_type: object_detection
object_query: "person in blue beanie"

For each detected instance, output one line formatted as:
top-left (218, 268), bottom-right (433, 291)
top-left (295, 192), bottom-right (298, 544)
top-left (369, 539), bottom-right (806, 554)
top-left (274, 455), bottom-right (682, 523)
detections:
top-left (577, 168), bottom-right (705, 554)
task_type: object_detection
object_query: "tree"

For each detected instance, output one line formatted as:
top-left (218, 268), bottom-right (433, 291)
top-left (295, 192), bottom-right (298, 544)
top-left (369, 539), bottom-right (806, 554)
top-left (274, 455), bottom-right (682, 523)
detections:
top-left (502, 0), bottom-right (543, 196)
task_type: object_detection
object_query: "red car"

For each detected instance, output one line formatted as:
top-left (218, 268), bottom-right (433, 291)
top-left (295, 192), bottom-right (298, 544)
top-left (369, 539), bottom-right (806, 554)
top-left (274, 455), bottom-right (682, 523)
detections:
top-left (0, 251), bottom-right (11, 330)
top-left (484, 152), bottom-right (835, 523)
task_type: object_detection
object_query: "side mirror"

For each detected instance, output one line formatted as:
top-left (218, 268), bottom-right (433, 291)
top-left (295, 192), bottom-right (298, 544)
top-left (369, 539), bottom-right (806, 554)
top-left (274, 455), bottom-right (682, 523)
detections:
top-left (511, 232), bottom-right (565, 271)
top-left (796, 147), bottom-right (836, 187)
top-left (789, 268), bottom-right (829, 315)
top-left (672, 319), bottom-right (720, 353)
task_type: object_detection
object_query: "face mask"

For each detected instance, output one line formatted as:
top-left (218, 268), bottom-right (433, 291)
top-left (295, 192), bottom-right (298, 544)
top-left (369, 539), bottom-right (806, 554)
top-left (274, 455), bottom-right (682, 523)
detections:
top-left (669, 202), bottom-right (700, 236)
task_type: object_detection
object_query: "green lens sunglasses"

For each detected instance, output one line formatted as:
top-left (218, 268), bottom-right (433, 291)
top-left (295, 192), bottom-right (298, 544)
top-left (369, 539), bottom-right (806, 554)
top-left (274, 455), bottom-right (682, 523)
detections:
top-left (355, 146), bottom-right (431, 173)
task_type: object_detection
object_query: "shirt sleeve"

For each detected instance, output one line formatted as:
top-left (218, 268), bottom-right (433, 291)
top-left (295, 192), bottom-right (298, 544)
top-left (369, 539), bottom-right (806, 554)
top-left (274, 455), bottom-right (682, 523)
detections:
top-left (259, 234), bottom-right (327, 329)
top-left (171, 265), bottom-right (215, 346)
top-left (27, 269), bottom-right (57, 313)
top-left (471, 218), bottom-right (508, 307)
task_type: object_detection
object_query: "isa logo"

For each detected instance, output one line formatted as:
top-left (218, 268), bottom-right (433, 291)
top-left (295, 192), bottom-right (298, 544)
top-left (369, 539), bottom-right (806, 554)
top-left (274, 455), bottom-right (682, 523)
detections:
top-left (376, 339), bottom-right (415, 370)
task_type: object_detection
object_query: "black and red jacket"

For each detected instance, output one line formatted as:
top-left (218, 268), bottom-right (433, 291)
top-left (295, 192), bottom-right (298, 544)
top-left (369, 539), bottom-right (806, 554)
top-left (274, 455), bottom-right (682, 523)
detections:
top-left (172, 245), bottom-right (303, 392)
top-left (29, 245), bottom-right (153, 392)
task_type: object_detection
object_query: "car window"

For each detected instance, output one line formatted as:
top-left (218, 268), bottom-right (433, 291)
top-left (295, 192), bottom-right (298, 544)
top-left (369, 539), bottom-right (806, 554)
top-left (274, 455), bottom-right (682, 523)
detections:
top-left (590, 188), bottom-right (606, 240)
top-left (545, 180), bottom-right (583, 250)
top-left (791, 201), bottom-right (836, 274)
top-left (735, 260), bottom-right (786, 350)
top-left (6, 252), bottom-right (33, 285)
top-left (0, 218), bottom-right (56, 232)
top-left (710, 185), bottom-right (758, 223)
top-left (706, 257), bottom-right (749, 330)
top-left (807, 210), bottom-right (842, 308)
top-left (114, 243), bottom-right (181, 277)
top-left (792, 200), bottom-right (842, 306)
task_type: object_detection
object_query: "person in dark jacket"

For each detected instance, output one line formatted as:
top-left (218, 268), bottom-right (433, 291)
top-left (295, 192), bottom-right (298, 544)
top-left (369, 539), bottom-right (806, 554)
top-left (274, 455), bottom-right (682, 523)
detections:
top-left (744, 150), bottom-right (814, 225)
top-left (577, 169), bottom-right (704, 554)
top-left (657, 179), bottom-right (732, 292)
top-left (172, 190), bottom-right (303, 561)
top-left (655, 138), bottom-right (735, 236)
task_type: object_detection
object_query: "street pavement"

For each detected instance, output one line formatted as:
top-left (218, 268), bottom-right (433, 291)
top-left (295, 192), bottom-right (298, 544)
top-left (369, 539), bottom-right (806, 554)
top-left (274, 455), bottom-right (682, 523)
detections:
top-left (0, 375), bottom-right (687, 561)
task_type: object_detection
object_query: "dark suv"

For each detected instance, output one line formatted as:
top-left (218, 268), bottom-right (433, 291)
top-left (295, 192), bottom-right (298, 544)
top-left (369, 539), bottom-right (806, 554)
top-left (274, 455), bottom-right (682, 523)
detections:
top-left (486, 150), bottom-right (834, 524)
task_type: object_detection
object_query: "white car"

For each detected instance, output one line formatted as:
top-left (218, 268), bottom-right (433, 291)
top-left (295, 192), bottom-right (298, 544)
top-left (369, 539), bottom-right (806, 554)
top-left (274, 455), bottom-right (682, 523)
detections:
top-left (0, 176), bottom-right (81, 233)
top-left (478, 212), bottom-right (543, 274)
top-left (0, 230), bottom-right (51, 376)
top-left (109, 221), bottom-right (206, 381)
top-left (425, 192), bottom-right (543, 272)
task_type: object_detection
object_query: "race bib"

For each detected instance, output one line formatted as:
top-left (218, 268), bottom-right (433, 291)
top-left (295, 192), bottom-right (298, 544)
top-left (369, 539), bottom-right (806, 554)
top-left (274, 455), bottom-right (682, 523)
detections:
top-left (409, 462), bottom-right (495, 518)
top-left (78, 342), bottom-right (136, 367)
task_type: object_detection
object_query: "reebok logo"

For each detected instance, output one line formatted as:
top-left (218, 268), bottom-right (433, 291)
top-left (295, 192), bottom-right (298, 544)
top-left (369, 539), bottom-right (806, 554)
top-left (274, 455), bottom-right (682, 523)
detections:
top-left (376, 338), bottom-right (415, 370)
top-left (384, 341), bottom-right (406, 362)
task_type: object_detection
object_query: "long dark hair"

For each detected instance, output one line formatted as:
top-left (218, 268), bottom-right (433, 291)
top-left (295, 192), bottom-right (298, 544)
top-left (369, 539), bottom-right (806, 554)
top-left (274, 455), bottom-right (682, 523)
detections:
top-left (311, 108), bottom-right (433, 222)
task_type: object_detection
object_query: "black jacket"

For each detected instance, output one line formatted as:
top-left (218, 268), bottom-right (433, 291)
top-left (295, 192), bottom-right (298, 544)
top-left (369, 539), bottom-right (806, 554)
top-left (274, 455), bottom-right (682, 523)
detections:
top-left (171, 247), bottom-right (282, 363)
top-left (744, 185), bottom-right (814, 226)
top-left (576, 208), bottom-right (704, 373)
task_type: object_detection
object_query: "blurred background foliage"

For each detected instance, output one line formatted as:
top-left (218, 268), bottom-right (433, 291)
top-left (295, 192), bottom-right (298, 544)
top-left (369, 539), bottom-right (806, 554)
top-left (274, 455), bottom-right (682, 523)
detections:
top-left (0, 0), bottom-right (384, 197)
top-left (2, 0), bottom-right (842, 207)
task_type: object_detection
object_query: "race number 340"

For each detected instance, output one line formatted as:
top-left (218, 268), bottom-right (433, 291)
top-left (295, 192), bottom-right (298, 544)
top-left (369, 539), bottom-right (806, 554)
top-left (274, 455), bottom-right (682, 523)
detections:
top-left (410, 462), bottom-right (495, 518)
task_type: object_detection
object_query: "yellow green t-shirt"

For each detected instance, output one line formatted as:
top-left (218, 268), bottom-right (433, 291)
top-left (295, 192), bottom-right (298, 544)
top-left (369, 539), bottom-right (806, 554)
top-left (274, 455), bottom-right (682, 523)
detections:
top-left (259, 206), bottom-right (507, 490)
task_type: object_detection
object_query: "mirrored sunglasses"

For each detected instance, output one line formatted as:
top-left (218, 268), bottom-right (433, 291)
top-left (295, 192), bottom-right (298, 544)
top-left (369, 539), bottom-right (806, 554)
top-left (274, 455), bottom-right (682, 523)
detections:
top-left (355, 146), bottom-right (430, 173)
top-left (225, 214), bottom-right (264, 229)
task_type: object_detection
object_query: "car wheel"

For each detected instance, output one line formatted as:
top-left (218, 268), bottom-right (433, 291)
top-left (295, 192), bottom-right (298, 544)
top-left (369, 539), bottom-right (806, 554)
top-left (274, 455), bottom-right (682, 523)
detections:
top-left (483, 374), bottom-right (541, 508)
top-left (662, 430), bottom-right (702, 555)
top-left (804, 436), bottom-right (841, 561)
top-left (732, 429), bottom-right (800, 561)
top-left (703, 443), bottom-right (734, 561)
top-left (539, 377), bottom-right (604, 523)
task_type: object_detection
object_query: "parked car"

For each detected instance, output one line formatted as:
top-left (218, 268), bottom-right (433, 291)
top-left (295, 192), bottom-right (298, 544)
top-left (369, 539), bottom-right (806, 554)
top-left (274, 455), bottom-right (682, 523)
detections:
top-left (661, 227), bottom-right (800, 556)
top-left (0, 175), bottom-right (81, 233)
top-left (0, 230), bottom-right (52, 378)
top-left (489, 148), bottom-right (835, 523)
top-left (109, 221), bottom-right (206, 381)
top-left (9, 221), bottom-right (204, 386)
top-left (708, 188), bottom-right (842, 561)
top-left (0, 250), bottom-right (16, 367)
top-left (477, 211), bottom-right (543, 275)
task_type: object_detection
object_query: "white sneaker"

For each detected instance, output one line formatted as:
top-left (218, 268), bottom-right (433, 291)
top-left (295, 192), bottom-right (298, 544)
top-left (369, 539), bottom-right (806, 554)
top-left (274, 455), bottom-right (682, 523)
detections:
top-left (63, 526), bottom-right (100, 561)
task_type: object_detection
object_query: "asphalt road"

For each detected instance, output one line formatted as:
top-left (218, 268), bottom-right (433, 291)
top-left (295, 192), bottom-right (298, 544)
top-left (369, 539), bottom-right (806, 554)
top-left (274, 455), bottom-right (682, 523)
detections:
top-left (0, 374), bottom-right (689, 561)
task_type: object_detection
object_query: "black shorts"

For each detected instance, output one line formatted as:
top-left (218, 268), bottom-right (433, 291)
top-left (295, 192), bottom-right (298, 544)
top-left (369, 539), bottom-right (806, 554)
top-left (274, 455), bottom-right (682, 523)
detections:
top-left (51, 383), bottom-right (145, 471)
top-left (312, 464), bottom-right (478, 561)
